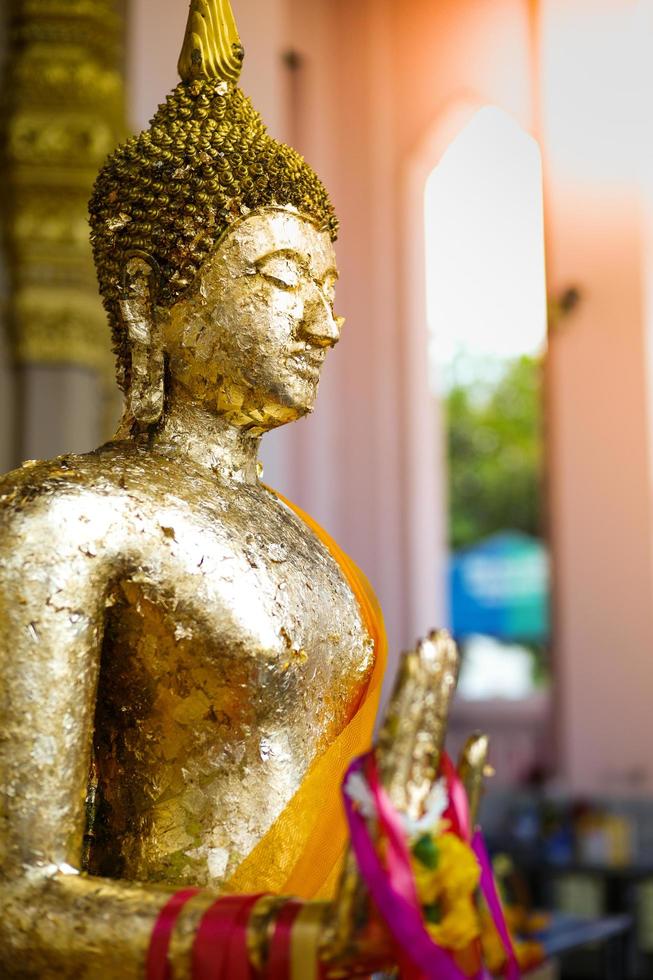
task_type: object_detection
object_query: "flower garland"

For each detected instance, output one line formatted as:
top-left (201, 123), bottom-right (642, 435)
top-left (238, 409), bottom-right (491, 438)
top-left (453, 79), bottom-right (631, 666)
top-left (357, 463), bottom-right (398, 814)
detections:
top-left (342, 751), bottom-right (545, 979)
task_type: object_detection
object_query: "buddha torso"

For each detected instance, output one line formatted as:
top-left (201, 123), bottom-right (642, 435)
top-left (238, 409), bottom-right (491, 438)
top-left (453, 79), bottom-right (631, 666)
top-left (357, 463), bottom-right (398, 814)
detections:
top-left (0, 443), bottom-right (374, 889)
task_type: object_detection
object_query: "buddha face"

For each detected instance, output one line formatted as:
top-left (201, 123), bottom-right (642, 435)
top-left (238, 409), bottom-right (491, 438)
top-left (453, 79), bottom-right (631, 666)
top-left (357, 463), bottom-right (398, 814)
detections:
top-left (162, 207), bottom-right (343, 429)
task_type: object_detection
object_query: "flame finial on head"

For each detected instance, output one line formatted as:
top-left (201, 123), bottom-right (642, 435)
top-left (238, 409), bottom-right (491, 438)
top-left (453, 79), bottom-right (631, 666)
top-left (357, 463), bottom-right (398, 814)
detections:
top-left (178, 0), bottom-right (244, 84)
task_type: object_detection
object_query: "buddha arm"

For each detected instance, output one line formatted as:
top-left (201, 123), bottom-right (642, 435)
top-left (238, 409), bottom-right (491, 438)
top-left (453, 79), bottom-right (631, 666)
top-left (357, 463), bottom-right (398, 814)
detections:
top-left (0, 507), bottom-right (193, 978)
top-left (0, 506), bottom-right (276, 979)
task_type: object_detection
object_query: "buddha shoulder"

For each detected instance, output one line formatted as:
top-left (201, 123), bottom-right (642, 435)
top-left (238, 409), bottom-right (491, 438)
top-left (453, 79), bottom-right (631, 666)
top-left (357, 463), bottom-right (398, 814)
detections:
top-left (0, 445), bottom-right (183, 556)
top-left (0, 445), bottom-right (366, 642)
top-left (0, 442), bottom-right (248, 543)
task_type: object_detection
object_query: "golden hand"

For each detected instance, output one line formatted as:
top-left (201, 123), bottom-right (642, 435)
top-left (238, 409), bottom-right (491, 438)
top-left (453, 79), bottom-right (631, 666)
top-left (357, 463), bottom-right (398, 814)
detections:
top-left (318, 632), bottom-right (462, 975)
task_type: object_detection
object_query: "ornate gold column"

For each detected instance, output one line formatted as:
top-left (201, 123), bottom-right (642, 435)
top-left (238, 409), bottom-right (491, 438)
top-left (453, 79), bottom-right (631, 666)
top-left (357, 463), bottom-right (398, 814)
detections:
top-left (2, 0), bottom-right (126, 372)
top-left (1, 0), bottom-right (125, 460)
top-left (2, 0), bottom-right (125, 370)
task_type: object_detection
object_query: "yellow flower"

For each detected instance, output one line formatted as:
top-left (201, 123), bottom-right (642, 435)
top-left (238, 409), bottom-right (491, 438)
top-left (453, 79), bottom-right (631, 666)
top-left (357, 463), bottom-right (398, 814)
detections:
top-left (411, 832), bottom-right (481, 907)
top-left (410, 828), bottom-right (544, 970)
top-left (436, 834), bottom-right (481, 900)
top-left (411, 832), bottom-right (483, 954)
top-left (412, 850), bottom-right (441, 905)
top-left (427, 896), bottom-right (482, 951)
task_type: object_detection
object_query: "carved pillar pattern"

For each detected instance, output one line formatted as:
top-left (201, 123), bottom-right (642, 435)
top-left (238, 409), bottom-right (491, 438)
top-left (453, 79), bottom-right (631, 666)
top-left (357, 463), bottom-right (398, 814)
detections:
top-left (1, 0), bottom-right (125, 372)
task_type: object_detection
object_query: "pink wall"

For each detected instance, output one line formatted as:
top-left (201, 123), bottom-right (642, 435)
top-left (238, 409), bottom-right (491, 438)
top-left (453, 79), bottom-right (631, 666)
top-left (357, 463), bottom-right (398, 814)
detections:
top-left (542, 0), bottom-right (653, 794)
top-left (547, 185), bottom-right (653, 793)
top-left (394, 0), bottom-right (534, 149)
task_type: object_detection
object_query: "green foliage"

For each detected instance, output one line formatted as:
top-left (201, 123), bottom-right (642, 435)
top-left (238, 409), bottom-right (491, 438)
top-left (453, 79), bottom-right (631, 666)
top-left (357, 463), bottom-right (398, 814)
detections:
top-left (446, 355), bottom-right (543, 551)
top-left (412, 833), bottom-right (439, 870)
top-left (424, 902), bottom-right (443, 924)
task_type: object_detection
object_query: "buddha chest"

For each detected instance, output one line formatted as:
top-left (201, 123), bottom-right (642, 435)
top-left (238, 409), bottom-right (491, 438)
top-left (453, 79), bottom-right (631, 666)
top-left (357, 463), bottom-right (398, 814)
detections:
top-left (85, 462), bottom-right (374, 888)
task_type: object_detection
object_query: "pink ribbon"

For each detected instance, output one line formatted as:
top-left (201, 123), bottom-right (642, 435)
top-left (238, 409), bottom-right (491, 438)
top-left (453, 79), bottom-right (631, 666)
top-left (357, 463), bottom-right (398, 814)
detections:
top-left (265, 900), bottom-right (304, 980)
top-left (192, 893), bottom-right (264, 980)
top-left (146, 888), bottom-right (202, 980)
top-left (441, 752), bottom-right (472, 843)
top-left (365, 756), bottom-right (423, 913)
top-left (472, 832), bottom-right (520, 980)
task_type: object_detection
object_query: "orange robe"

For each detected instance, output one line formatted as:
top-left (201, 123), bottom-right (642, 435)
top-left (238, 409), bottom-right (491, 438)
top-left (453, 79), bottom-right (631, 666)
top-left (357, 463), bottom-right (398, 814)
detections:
top-left (225, 493), bottom-right (387, 900)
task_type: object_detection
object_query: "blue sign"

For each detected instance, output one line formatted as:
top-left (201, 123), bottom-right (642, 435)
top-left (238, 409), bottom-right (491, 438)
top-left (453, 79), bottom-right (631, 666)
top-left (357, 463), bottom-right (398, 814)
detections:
top-left (449, 531), bottom-right (550, 642)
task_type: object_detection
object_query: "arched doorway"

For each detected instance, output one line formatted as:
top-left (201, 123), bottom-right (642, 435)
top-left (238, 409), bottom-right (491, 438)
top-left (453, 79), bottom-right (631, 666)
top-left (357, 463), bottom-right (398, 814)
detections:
top-left (406, 103), bottom-right (550, 785)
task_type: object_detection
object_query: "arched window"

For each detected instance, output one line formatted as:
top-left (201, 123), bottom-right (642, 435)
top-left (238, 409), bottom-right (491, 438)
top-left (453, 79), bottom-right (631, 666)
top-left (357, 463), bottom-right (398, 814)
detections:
top-left (425, 106), bottom-right (546, 394)
top-left (425, 107), bottom-right (549, 742)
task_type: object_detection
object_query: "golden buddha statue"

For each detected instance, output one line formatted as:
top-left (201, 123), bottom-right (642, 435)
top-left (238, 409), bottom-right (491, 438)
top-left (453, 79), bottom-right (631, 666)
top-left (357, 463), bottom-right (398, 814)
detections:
top-left (0, 3), bottom-right (470, 977)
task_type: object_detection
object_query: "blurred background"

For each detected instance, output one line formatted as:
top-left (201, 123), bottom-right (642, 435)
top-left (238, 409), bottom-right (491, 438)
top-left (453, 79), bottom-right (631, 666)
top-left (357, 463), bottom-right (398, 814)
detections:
top-left (2, 0), bottom-right (653, 974)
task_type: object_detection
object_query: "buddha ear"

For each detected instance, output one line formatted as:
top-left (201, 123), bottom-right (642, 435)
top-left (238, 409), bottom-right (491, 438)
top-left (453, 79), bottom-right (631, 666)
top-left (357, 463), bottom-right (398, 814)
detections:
top-left (119, 253), bottom-right (165, 427)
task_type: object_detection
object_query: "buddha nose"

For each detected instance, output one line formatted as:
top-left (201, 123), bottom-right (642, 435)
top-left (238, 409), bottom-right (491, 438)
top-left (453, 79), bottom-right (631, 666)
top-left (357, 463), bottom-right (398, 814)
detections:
top-left (298, 291), bottom-right (343, 349)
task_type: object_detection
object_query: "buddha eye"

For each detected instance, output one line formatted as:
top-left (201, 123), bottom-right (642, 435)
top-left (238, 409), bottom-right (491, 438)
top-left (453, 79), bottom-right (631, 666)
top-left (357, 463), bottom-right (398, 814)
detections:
top-left (256, 255), bottom-right (303, 291)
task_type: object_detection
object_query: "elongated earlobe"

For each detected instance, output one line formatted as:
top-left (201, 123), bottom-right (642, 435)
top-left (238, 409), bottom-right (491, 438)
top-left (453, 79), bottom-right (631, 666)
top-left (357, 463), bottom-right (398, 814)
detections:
top-left (119, 254), bottom-right (164, 427)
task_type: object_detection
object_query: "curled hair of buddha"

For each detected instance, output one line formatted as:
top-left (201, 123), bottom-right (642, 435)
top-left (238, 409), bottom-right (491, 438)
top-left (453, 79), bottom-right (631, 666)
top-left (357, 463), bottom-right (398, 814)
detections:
top-left (89, 0), bottom-right (338, 392)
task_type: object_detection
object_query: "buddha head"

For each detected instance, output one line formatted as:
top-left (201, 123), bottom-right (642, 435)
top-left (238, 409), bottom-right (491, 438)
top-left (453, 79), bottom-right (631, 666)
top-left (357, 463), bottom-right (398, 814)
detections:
top-left (89, 0), bottom-right (342, 434)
